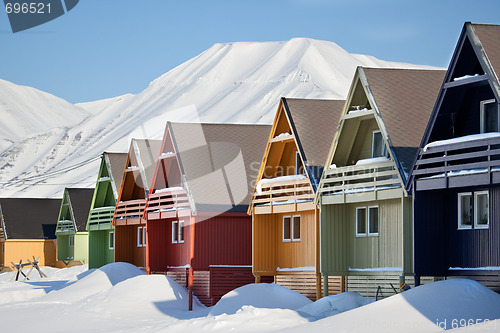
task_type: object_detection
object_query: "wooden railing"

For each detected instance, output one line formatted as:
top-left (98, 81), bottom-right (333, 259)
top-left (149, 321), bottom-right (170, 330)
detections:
top-left (114, 199), bottom-right (146, 224)
top-left (145, 188), bottom-right (190, 218)
top-left (320, 161), bottom-right (401, 199)
top-left (56, 220), bottom-right (74, 233)
top-left (252, 178), bottom-right (314, 213)
top-left (413, 135), bottom-right (500, 190)
top-left (88, 206), bottom-right (115, 230)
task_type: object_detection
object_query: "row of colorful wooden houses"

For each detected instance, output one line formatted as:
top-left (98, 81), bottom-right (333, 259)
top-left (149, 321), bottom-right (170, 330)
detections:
top-left (1, 22), bottom-right (500, 307)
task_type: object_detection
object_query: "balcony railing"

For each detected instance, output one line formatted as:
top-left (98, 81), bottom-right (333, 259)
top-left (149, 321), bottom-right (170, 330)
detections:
top-left (88, 206), bottom-right (115, 230)
top-left (56, 220), bottom-right (75, 233)
top-left (114, 199), bottom-right (146, 225)
top-left (320, 160), bottom-right (402, 204)
top-left (413, 134), bottom-right (500, 190)
top-left (252, 177), bottom-right (314, 214)
top-left (145, 187), bottom-right (191, 219)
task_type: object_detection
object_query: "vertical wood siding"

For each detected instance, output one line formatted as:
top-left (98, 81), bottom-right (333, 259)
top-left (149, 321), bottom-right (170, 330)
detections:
top-left (148, 218), bottom-right (190, 272)
top-left (253, 213), bottom-right (278, 274)
top-left (88, 230), bottom-right (114, 269)
top-left (56, 235), bottom-right (73, 261)
top-left (114, 225), bottom-right (145, 267)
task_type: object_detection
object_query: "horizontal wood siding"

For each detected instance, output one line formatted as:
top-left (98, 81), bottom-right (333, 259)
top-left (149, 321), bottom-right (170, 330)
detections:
top-left (447, 271), bottom-right (500, 293)
top-left (209, 266), bottom-right (255, 305)
top-left (147, 218), bottom-right (190, 272)
top-left (165, 269), bottom-right (188, 287)
top-left (193, 215), bottom-right (251, 270)
top-left (275, 273), bottom-right (344, 300)
top-left (193, 270), bottom-right (210, 306)
top-left (347, 274), bottom-right (434, 298)
top-left (114, 225), bottom-right (145, 267)
top-left (88, 230), bottom-right (114, 269)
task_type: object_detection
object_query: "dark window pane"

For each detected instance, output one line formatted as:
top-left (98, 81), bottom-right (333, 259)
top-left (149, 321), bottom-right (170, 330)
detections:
top-left (283, 217), bottom-right (291, 241)
top-left (369, 207), bottom-right (379, 235)
top-left (357, 208), bottom-right (366, 235)
top-left (293, 216), bottom-right (301, 240)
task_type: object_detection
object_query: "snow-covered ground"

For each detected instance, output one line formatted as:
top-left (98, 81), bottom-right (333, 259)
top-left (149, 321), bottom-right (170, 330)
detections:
top-left (0, 263), bottom-right (499, 332)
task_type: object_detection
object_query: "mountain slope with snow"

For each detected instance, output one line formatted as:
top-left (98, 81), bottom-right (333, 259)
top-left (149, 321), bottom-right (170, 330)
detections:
top-left (0, 38), bottom-right (439, 198)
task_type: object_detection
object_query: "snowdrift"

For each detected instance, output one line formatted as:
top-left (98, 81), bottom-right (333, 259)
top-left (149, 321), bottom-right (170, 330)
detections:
top-left (297, 291), bottom-right (373, 320)
top-left (209, 283), bottom-right (312, 316)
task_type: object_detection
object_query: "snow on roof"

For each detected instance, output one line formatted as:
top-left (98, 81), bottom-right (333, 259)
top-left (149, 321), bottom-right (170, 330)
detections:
top-left (423, 133), bottom-right (500, 152)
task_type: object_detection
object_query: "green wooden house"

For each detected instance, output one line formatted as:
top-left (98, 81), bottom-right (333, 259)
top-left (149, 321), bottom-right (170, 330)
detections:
top-left (315, 67), bottom-right (445, 297)
top-left (56, 188), bottom-right (94, 265)
top-left (86, 152), bottom-right (127, 269)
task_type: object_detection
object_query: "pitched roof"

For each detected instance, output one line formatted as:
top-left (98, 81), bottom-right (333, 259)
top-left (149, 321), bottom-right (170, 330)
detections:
top-left (472, 23), bottom-right (500, 81)
top-left (283, 98), bottom-right (345, 188)
top-left (105, 152), bottom-right (128, 196)
top-left (363, 67), bottom-right (446, 173)
top-left (169, 122), bottom-right (271, 212)
top-left (0, 198), bottom-right (61, 240)
top-left (65, 188), bottom-right (94, 232)
top-left (134, 139), bottom-right (162, 188)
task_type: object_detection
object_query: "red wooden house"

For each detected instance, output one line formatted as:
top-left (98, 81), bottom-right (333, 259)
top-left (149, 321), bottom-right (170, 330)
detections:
top-left (112, 139), bottom-right (162, 269)
top-left (144, 122), bottom-right (271, 308)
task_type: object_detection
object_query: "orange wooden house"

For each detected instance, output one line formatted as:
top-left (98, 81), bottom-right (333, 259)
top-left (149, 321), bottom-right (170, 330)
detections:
top-left (0, 198), bottom-right (61, 271)
top-left (112, 139), bottom-right (162, 269)
top-left (248, 97), bottom-right (345, 300)
top-left (144, 122), bottom-right (271, 308)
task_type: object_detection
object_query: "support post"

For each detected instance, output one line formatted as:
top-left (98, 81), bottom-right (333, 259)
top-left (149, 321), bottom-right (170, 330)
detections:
top-left (188, 215), bottom-right (196, 311)
top-left (255, 275), bottom-right (261, 283)
top-left (414, 274), bottom-right (421, 287)
top-left (316, 273), bottom-right (322, 300)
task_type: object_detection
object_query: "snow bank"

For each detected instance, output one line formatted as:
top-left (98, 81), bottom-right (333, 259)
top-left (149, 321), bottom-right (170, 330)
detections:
top-left (209, 283), bottom-right (312, 316)
top-left (297, 292), bottom-right (373, 320)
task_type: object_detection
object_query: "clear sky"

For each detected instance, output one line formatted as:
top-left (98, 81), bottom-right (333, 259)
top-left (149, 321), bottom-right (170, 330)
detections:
top-left (1, 0), bottom-right (499, 104)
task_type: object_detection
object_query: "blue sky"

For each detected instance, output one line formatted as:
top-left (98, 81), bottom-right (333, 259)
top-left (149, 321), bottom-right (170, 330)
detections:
top-left (1, 0), bottom-right (499, 103)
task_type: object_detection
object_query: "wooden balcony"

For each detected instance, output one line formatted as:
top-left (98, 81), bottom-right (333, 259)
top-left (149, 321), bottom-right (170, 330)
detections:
top-left (56, 220), bottom-right (75, 234)
top-left (114, 199), bottom-right (146, 226)
top-left (146, 188), bottom-right (191, 219)
top-left (88, 206), bottom-right (115, 231)
top-left (320, 160), bottom-right (403, 204)
top-left (413, 135), bottom-right (500, 191)
top-left (252, 178), bottom-right (315, 214)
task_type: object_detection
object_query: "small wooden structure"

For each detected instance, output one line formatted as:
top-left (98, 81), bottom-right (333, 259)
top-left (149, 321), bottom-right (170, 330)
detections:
top-left (10, 257), bottom-right (47, 281)
top-left (112, 139), bottom-right (162, 269)
top-left (408, 23), bottom-right (500, 291)
top-left (0, 198), bottom-right (61, 271)
top-left (56, 188), bottom-right (94, 265)
top-left (248, 98), bottom-right (345, 300)
top-left (144, 122), bottom-right (271, 308)
top-left (316, 67), bottom-right (445, 297)
top-left (87, 152), bottom-right (127, 269)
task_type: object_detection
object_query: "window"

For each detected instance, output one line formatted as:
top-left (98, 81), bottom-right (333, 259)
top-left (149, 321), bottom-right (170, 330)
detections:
top-left (172, 221), bottom-right (185, 244)
top-left (283, 216), bottom-right (291, 242)
top-left (179, 220), bottom-right (184, 243)
top-left (458, 193), bottom-right (473, 229)
top-left (108, 231), bottom-right (114, 250)
top-left (2, 243), bottom-right (4, 254)
top-left (292, 216), bottom-right (301, 241)
top-left (172, 221), bottom-right (178, 243)
top-left (69, 235), bottom-right (74, 247)
top-left (356, 206), bottom-right (379, 237)
top-left (474, 191), bottom-right (489, 229)
top-left (137, 226), bottom-right (143, 247)
top-left (356, 207), bottom-right (367, 237)
top-left (143, 226), bottom-right (147, 247)
top-left (372, 131), bottom-right (388, 158)
top-left (295, 151), bottom-right (304, 175)
top-left (480, 99), bottom-right (499, 133)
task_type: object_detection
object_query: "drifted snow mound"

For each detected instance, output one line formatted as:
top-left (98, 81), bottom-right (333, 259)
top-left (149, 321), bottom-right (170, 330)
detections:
top-left (297, 291), bottom-right (373, 320)
top-left (209, 283), bottom-right (312, 316)
top-left (88, 275), bottom-right (205, 317)
top-left (287, 279), bottom-right (500, 333)
top-left (42, 262), bottom-right (144, 302)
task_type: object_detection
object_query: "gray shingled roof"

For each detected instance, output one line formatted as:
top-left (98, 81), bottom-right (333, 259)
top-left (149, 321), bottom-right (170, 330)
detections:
top-left (283, 98), bottom-right (345, 189)
top-left (65, 188), bottom-right (94, 232)
top-left (105, 152), bottom-right (128, 197)
top-left (134, 139), bottom-right (162, 189)
top-left (473, 23), bottom-right (500, 82)
top-left (168, 123), bottom-right (271, 212)
top-left (0, 198), bottom-right (61, 240)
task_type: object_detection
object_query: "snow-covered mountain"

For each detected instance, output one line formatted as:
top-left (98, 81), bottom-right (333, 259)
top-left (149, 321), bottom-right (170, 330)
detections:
top-left (0, 38), bottom-right (438, 198)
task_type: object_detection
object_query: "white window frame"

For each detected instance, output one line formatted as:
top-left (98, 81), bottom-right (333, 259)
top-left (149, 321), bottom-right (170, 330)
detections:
top-left (458, 192), bottom-right (473, 230)
top-left (367, 206), bottom-right (379, 237)
top-left (480, 99), bottom-right (499, 133)
top-left (108, 231), bottom-right (114, 250)
top-left (172, 221), bottom-right (178, 244)
top-left (178, 220), bottom-right (185, 243)
top-left (356, 207), bottom-right (367, 237)
top-left (142, 226), bottom-right (147, 247)
top-left (282, 216), bottom-right (291, 242)
top-left (474, 191), bottom-right (489, 229)
top-left (292, 215), bottom-right (301, 242)
top-left (372, 130), bottom-right (387, 158)
top-left (69, 235), bottom-right (74, 247)
top-left (137, 226), bottom-right (143, 247)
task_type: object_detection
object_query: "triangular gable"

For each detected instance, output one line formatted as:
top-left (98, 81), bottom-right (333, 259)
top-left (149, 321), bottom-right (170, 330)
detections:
top-left (56, 189), bottom-right (75, 233)
top-left (66, 188), bottom-right (94, 232)
top-left (318, 67), bottom-right (444, 200)
top-left (407, 23), bottom-right (500, 190)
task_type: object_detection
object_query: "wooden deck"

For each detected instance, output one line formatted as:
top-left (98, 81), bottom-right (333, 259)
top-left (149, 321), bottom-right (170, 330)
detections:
top-left (114, 199), bottom-right (146, 226)
top-left (252, 178), bottom-right (314, 214)
top-left (145, 188), bottom-right (191, 219)
top-left (88, 206), bottom-right (115, 231)
top-left (414, 135), bottom-right (500, 190)
top-left (320, 160), bottom-right (403, 204)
